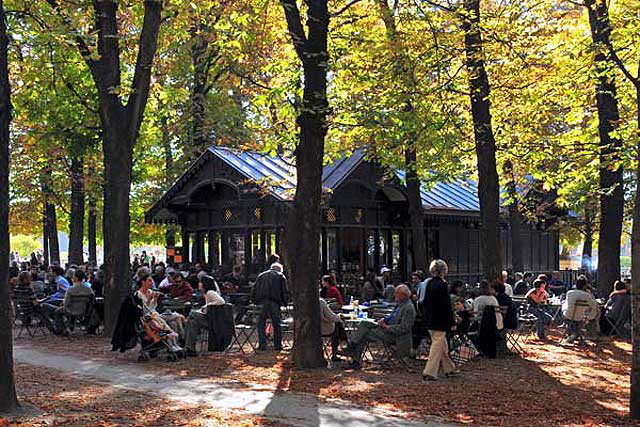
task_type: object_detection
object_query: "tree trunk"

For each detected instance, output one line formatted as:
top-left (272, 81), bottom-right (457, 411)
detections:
top-left (102, 120), bottom-right (134, 335)
top-left (0, 0), bottom-right (19, 411)
top-left (503, 160), bottom-right (523, 273)
top-left (406, 147), bottom-right (428, 270)
top-left (586, 0), bottom-right (624, 296)
top-left (281, 0), bottom-right (328, 368)
top-left (582, 206), bottom-right (594, 271)
top-left (68, 155), bottom-right (85, 265)
top-left (47, 199), bottom-right (60, 265)
top-left (629, 83), bottom-right (640, 421)
top-left (189, 23), bottom-right (210, 159)
top-left (87, 166), bottom-right (97, 265)
top-left (162, 114), bottom-right (175, 247)
top-left (462, 0), bottom-right (502, 282)
top-left (42, 197), bottom-right (49, 266)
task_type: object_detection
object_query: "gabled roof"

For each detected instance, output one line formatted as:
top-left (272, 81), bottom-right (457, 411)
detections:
top-left (146, 146), bottom-right (485, 223)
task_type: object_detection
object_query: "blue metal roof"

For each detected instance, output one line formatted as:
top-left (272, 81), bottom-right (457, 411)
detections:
top-left (394, 170), bottom-right (480, 211)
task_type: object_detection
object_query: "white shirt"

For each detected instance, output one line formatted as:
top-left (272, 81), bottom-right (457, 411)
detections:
top-left (562, 289), bottom-right (598, 321)
top-left (504, 283), bottom-right (513, 297)
top-left (473, 295), bottom-right (503, 330)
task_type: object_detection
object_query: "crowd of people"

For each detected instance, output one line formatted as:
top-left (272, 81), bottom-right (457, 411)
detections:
top-left (9, 249), bottom-right (632, 378)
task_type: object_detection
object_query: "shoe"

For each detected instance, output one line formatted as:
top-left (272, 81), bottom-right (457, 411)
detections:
top-left (422, 374), bottom-right (438, 381)
top-left (185, 349), bottom-right (198, 357)
top-left (445, 370), bottom-right (461, 378)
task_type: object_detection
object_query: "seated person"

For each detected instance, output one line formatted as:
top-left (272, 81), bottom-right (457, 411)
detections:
top-left (548, 271), bottom-right (568, 296)
top-left (513, 272), bottom-right (531, 296)
top-left (47, 265), bottom-right (71, 304)
top-left (472, 280), bottom-right (503, 330)
top-left (342, 285), bottom-right (416, 370)
top-left (319, 297), bottom-right (348, 361)
top-left (501, 271), bottom-right (514, 297)
top-left (42, 270), bottom-right (95, 335)
top-left (525, 279), bottom-right (552, 339)
top-left (136, 273), bottom-right (183, 352)
top-left (605, 281), bottom-right (631, 337)
top-left (13, 271), bottom-right (53, 331)
top-left (383, 282), bottom-right (396, 304)
top-left (494, 281), bottom-right (517, 330)
top-left (184, 275), bottom-right (225, 356)
top-left (161, 271), bottom-right (194, 302)
top-left (321, 275), bottom-right (344, 306)
top-left (452, 297), bottom-right (471, 336)
top-left (222, 265), bottom-right (247, 294)
top-left (561, 274), bottom-right (599, 342)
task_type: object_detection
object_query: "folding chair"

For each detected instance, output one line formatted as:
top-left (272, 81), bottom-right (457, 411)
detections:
top-left (605, 315), bottom-right (630, 339)
top-left (562, 300), bottom-right (596, 343)
top-left (226, 306), bottom-right (259, 354)
top-left (14, 299), bottom-right (49, 338)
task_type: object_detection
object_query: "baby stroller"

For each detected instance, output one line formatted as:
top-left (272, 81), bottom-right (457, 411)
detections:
top-left (111, 293), bottom-right (183, 362)
top-left (137, 314), bottom-right (183, 362)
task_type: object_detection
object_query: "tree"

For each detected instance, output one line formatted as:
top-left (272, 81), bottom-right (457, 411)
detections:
top-left (44, 0), bottom-right (164, 332)
top-left (503, 159), bottom-right (523, 273)
top-left (461, 0), bottom-right (502, 281)
top-left (68, 155), bottom-right (84, 265)
top-left (0, 0), bottom-right (18, 412)
top-left (583, 0), bottom-right (625, 296)
top-left (280, 0), bottom-right (329, 368)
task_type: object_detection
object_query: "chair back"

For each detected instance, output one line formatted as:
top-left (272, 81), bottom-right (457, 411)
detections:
top-left (568, 300), bottom-right (592, 322)
top-left (67, 294), bottom-right (94, 317)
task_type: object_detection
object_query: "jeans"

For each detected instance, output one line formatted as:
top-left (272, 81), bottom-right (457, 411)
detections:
top-left (528, 305), bottom-right (552, 338)
top-left (257, 301), bottom-right (282, 350)
top-left (423, 330), bottom-right (455, 378)
top-left (41, 303), bottom-right (66, 334)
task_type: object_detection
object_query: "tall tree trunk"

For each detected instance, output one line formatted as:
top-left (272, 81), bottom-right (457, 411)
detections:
top-left (42, 196), bottom-right (49, 266)
top-left (47, 198), bottom-right (60, 265)
top-left (461, 0), bottom-right (502, 282)
top-left (406, 147), bottom-right (427, 270)
top-left (582, 205), bottom-right (594, 271)
top-left (585, 0), bottom-right (624, 296)
top-left (162, 115), bottom-right (175, 247)
top-left (87, 162), bottom-right (97, 265)
top-left (628, 80), bottom-right (640, 421)
top-left (68, 155), bottom-right (85, 265)
top-left (281, 0), bottom-right (328, 368)
top-left (503, 159), bottom-right (523, 273)
top-left (189, 23), bottom-right (210, 159)
top-left (0, 0), bottom-right (19, 411)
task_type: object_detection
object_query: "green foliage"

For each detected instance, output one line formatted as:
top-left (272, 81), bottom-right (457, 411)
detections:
top-left (10, 234), bottom-right (40, 257)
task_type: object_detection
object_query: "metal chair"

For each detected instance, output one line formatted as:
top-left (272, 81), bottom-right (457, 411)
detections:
top-left (562, 300), bottom-right (597, 343)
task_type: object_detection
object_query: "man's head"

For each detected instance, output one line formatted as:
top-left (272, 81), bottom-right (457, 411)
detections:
top-left (575, 274), bottom-right (588, 290)
top-left (411, 272), bottom-right (422, 285)
top-left (380, 267), bottom-right (391, 279)
top-left (155, 265), bottom-right (164, 276)
top-left (189, 266), bottom-right (197, 276)
top-left (395, 284), bottom-right (411, 302)
top-left (502, 270), bottom-right (508, 283)
top-left (271, 262), bottom-right (283, 273)
top-left (73, 269), bottom-right (86, 285)
top-left (614, 280), bottom-right (627, 292)
top-left (515, 272), bottom-right (523, 282)
top-left (524, 272), bottom-right (533, 282)
top-left (174, 273), bottom-right (184, 286)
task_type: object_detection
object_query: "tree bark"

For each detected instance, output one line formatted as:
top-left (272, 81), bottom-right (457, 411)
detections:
top-left (461, 0), bottom-right (502, 282)
top-left (189, 23), bottom-right (209, 158)
top-left (161, 114), bottom-right (175, 247)
top-left (87, 162), bottom-right (97, 265)
top-left (585, 0), bottom-right (624, 296)
top-left (406, 147), bottom-right (428, 270)
top-left (47, 197), bottom-right (60, 265)
top-left (68, 155), bottom-right (85, 265)
top-left (503, 160), bottom-right (523, 273)
top-left (42, 197), bottom-right (49, 266)
top-left (0, 0), bottom-right (19, 411)
top-left (582, 205), bottom-right (594, 271)
top-left (281, 0), bottom-right (328, 368)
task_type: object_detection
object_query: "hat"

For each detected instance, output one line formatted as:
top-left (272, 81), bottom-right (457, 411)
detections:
top-left (380, 267), bottom-right (391, 274)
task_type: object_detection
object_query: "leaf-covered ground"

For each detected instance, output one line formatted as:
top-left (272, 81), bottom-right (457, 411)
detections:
top-left (7, 329), bottom-right (639, 427)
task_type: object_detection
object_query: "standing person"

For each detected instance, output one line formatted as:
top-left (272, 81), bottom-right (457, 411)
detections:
top-left (501, 271), bottom-right (514, 297)
top-left (322, 275), bottom-right (344, 306)
top-left (252, 262), bottom-right (289, 351)
top-left (422, 259), bottom-right (458, 381)
top-left (362, 269), bottom-right (377, 301)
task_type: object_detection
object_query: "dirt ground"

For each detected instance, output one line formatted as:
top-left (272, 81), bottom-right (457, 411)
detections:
top-left (5, 328), bottom-right (639, 427)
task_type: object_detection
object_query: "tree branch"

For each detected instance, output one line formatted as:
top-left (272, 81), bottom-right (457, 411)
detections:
top-left (280, 0), bottom-right (307, 61)
top-left (331, 0), bottom-right (365, 16)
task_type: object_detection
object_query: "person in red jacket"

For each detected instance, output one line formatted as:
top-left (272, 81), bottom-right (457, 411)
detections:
top-left (322, 275), bottom-right (344, 306)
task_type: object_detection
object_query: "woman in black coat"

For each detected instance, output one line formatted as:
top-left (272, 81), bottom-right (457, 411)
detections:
top-left (422, 259), bottom-right (458, 380)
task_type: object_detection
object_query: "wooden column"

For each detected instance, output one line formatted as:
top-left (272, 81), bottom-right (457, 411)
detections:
top-left (181, 227), bottom-right (190, 264)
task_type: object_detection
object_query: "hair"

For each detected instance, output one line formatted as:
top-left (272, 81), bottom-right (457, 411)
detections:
top-left (478, 280), bottom-right (492, 296)
top-left (532, 279), bottom-right (545, 289)
top-left (614, 280), bottom-right (626, 291)
top-left (322, 275), bottom-right (335, 286)
top-left (429, 259), bottom-right (448, 277)
top-left (137, 273), bottom-right (151, 287)
top-left (493, 280), bottom-right (506, 294)
top-left (200, 275), bottom-right (218, 292)
top-left (524, 272), bottom-right (533, 279)
top-left (73, 269), bottom-right (86, 282)
top-left (515, 272), bottom-right (523, 280)
top-left (18, 271), bottom-right (31, 286)
top-left (189, 266), bottom-right (197, 274)
top-left (271, 262), bottom-right (283, 272)
top-left (449, 280), bottom-right (464, 296)
top-left (396, 284), bottom-right (411, 298)
top-left (575, 274), bottom-right (588, 290)
top-left (536, 274), bottom-right (548, 283)
top-left (51, 265), bottom-right (65, 276)
top-left (412, 270), bottom-right (424, 281)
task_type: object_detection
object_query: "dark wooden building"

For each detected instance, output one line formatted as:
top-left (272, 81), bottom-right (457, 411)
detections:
top-left (146, 147), bottom-right (559, 283)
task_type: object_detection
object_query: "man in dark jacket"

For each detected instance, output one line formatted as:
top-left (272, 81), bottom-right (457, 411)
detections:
top-left (252, 262), bottom-right (289, 351)
top-left (422, 259), bottom-right (457, 380)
